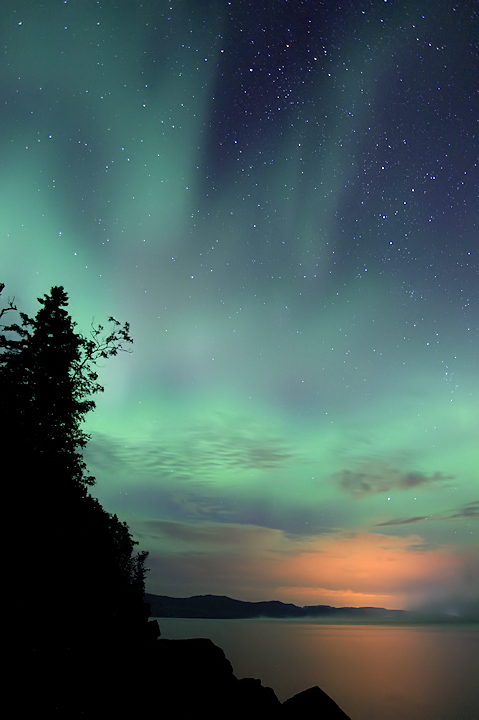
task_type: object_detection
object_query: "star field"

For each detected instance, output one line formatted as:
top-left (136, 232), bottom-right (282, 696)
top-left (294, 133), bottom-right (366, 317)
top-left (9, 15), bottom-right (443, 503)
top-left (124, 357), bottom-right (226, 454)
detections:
top-left (1, 0), bottom-right (478, 611)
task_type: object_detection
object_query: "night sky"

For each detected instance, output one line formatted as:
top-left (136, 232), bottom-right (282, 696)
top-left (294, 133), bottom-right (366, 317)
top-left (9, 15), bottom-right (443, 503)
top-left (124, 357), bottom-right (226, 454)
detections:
top-left (2, 0), bottom-right (478, 612)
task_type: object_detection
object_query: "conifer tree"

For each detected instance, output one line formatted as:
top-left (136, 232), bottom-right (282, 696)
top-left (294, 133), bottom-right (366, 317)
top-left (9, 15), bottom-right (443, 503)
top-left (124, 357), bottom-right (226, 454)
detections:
top-left (1, 284), bottom-right (149, 647)
top-left (1, 284), bottom-right (132, 493)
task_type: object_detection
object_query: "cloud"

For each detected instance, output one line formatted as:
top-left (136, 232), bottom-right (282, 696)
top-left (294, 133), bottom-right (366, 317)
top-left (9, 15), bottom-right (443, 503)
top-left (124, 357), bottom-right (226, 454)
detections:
top-left (405, 548), bottom-right (479, 618)
top-left (189, 417), bottom-right (294, 471)
top-left (138, 519), bottom-right (468, 610)
top-left (376, 516), bottom-right (430, 527)
top-left (445, 500), bottom-right (479, 519)
top-left (376, 499), bottom-right (479, 527)
top-left (86, 416), bottom-right (294, 482)
top-left (135, 519), bottom-right (279, 549)
top-left (335, 458), bottom-right (453, 497)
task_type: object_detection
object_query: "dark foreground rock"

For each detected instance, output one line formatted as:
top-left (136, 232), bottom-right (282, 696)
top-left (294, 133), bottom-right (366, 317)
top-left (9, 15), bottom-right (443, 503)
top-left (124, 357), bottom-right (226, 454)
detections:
top-left (141, 635), bottom-right (352, 719)
top-left (283, 685), bottom-right (352, 718)
top-left (21, 628), bottom-right (351, 718)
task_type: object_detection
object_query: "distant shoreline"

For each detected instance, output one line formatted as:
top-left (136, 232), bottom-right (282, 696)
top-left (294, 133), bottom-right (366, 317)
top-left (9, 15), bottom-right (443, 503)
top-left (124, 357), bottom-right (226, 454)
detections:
top-left (145, 593), bottom-right (478, 624)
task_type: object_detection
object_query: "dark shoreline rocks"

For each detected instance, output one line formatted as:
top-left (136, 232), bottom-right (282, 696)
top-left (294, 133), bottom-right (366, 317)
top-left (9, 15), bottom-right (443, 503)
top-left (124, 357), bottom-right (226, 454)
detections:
top-left (21, 623), bottom-right (351, 718)
top-left (149, 635), bottom-right (352, 718)
top-left (19, 604), bottom-right (351, 718)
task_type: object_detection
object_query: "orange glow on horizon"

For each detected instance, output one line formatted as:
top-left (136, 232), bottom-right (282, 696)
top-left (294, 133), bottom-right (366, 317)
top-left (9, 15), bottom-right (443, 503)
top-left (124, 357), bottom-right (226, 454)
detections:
top-left (272, 585), bottom-right (399, 608)
top-left (141, 520), bottom-right (470, 609)
top-left (266, 532), bottom-right (464, 608)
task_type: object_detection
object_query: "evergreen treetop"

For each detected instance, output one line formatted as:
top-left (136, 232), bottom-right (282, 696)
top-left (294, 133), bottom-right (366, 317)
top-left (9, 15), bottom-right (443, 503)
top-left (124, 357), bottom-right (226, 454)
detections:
top-left (0, 284), bottom-right (133, 492)
top-left (1, 283), bottom-right (149, 646)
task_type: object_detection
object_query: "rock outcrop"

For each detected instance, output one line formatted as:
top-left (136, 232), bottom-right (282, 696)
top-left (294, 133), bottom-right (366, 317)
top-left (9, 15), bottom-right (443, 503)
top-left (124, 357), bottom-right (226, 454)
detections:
top-left (283, 684), bottom-right (351, 718)
top-left (142, 635), bottom-right (351, 719)
top-left (21, 622), bottom-right (351, 718)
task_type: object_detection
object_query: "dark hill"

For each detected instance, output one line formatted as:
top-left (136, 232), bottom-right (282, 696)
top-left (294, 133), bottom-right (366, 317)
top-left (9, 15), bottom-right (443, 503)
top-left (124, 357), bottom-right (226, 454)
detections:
top-left (145, 593), bottom-right (408, 621)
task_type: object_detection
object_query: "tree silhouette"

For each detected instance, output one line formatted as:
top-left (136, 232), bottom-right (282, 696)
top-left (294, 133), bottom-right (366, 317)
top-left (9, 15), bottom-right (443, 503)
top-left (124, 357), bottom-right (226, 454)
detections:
top-left (1, 284), bottom-right (133, 492)
top-left (0, 284), bottom-right (150, 653)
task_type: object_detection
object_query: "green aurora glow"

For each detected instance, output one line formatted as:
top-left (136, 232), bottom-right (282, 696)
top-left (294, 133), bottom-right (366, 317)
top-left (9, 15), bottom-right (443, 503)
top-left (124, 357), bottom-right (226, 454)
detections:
top-left (1, 1), bottom-right (477, 611)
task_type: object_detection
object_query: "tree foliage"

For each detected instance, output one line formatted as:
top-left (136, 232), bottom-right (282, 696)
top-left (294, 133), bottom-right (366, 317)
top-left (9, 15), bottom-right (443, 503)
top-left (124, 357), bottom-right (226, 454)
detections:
top-left (0, 283), bottom-right (133, 491)
top-left (1, 284), bottom-right (148, 644)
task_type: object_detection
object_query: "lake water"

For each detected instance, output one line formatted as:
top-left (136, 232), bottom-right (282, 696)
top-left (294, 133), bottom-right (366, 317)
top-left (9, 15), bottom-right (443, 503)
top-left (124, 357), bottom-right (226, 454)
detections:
top-left (155, 618), bottom-right (479, 720)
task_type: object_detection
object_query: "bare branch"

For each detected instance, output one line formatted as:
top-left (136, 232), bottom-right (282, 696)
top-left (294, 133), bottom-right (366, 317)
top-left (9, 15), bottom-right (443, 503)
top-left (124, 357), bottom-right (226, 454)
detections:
top-left (0, 283), bottom-right (18, 322)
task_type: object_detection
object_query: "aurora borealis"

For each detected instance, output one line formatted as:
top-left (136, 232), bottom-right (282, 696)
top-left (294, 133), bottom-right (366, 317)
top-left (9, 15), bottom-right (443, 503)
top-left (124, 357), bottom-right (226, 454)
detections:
top-left (1, 0), bottom-right (477, 613)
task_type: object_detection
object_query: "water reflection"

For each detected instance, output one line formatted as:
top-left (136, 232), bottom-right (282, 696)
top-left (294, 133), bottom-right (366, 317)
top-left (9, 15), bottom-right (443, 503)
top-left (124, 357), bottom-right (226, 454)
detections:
top-left (157, 619), bottom-right (479, 720)
top-left (289, 624), bottom-right (474, 719)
